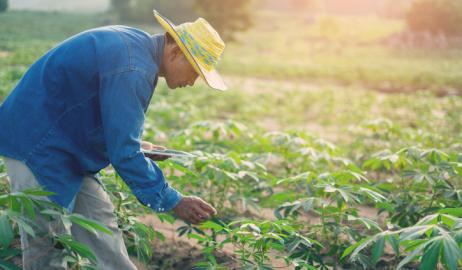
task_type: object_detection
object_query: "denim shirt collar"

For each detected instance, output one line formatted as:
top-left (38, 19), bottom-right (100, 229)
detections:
top-left (151, 34), bottom-right (164, 68)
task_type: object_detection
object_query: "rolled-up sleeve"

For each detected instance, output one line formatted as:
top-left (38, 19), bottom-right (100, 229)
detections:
top-left (99, 70), bottom-right (183, 212)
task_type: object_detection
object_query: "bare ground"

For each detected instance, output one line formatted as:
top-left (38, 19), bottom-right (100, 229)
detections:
top-left (139, 213), bottom-right (292, 269)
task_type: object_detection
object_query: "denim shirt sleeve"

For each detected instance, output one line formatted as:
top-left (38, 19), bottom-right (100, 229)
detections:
top-left (99, 70), bottom-right (183, 213)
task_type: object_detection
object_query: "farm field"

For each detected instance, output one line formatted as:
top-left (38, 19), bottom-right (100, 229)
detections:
top-left (1, 8), bottom-right (462, 270)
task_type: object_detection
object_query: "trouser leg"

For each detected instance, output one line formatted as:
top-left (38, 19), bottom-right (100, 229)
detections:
top-left (71, 175), bottom-right (138, 270)
top-left (3, 157), bottom-right (68, 270)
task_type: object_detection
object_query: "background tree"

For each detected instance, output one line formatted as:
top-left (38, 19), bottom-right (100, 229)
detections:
top-left (110, 0), bottom-right (196, 23)
top-left (110, 0), bottom-right (131, 21)
top-left (194, 0), bottom-right (254, 41)
top-left (110, 0), bottom-right (254, 42)
top-left (379, 0), bottom-right (412, 19)
top-left (407, 0), bottom-right (462, 36)
top-left (0, 0), bottom-right (8, 13)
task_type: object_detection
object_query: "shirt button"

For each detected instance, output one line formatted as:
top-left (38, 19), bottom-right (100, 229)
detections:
top-left (147, 203), bottom-right (151, 207)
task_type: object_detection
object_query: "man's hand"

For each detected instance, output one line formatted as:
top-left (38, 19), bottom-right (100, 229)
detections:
top-left (141, 141), bottom-right (170, 161)
top-left (173, 196), bottom-right (217, 224)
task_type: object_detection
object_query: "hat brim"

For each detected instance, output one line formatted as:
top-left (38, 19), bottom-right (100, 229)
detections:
top-left (153, 10), bottom-right (228, 91)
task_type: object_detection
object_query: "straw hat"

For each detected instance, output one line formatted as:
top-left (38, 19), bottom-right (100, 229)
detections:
top-left (153, 10), bottom-right (228, 91)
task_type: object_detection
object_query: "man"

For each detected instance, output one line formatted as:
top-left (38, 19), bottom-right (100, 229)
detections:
top-left (0, 10), bottom-right (227, 269)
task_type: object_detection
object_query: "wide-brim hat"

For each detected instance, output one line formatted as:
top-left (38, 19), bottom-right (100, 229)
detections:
top-left (153, 10), bottom-right (228, 91)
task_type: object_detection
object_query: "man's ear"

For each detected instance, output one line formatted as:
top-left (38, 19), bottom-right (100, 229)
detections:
top-left (172, 45), bottom-right (182, 57)
top-left (168, 45), bottom-right (182, 62)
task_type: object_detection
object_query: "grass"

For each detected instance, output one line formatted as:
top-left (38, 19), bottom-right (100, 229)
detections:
top-left (220, 11), bottom-right (462, 92)
top-left (0, 11), bottom-right (106, 99)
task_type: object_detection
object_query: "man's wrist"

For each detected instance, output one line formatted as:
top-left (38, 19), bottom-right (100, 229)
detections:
top-left (157, 186), bottom-right (183, 213)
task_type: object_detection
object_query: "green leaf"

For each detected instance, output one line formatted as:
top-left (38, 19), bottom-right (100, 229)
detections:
top-left (416, 215), bottom-right (439, 226)
top-left (9, 197), bottom-right (20, 213)
top-left (342, 241), bottom-right (361, 259)
top-left (372, 236), bottom-right (385, 264)
top-left (200, 221), bottom-right (224, 231)
top-left (21, 197), bottom-right (35, 220)
top-left (22, 188), bottom-right (55, 196)
top-left (440, 214), bottom-right (458, 229)
top-left (358, 187), bottom-right (387, 203)
top-left (402, 239), bottom-right (427, 252)
top-left (165, 161), bottom-right (197, 177)
top-left (0, 259), bottom-right (21, 270)
top-left (387, 235), bottom-right (400, 256)
top-left (177, 226), bottom-right (190, 237)
top-left (40, 209), bottom-right (63, 216)
top-left (266, 192), bottom-right (297, 206)
top-left (56, 235), bottom-right (97, 262)
top-left (349, 216), bottom-right (381, 231)
top-left (342, 236), bottom-right (372, 260)
top-left (0, 212), bottom-right (14, 247)
top-left (0, 247), bottom-right (21, 258)
top-left (442, 236), bottom-right (462, 270)
top-left (0, 194), bottom-right (8, 206)
top-left (397, 242), bottom-right (427, 269)
top-left (9, 214), bottom-right (35, 238)
top-left (188, 233), bottom-right (206, 241)
top-left (420, 240), bottom-right (441, 270)
top-left (156, 213), bottom-right (176, 224)
top-left (438, 208), bottom-right (462, 217)
top-left (400, 225), bottom-right (433, 241)
top-left (68, 214), bottom-right (112, 236)
top-left (264, 232), bottom-right (284, 244)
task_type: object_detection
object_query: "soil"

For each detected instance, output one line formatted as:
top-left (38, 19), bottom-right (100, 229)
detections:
top-left (131, 240), bottom-right (234, 270)
top-left (139, 210), bottom-right (297, 269)
top-left (137, 202), bottom-right (387, 270)
top-left (225, 75), bottom-right (461, 98)
top-left (138, 214), bottom-right (241, 270)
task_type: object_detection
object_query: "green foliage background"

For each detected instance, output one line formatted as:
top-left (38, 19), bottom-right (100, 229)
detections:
top-left (110, 0), bottom-right (197, 23)
top-left (110, 0), bottom-right (254, 41)
top-left (0, 0), bottom-right (7, 13)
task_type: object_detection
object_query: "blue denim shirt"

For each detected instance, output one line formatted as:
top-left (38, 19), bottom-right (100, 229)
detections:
top-left (0, 26), bottom-right (183, 213)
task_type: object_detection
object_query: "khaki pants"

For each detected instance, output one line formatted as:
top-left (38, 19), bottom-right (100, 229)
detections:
top-left (3, 157), bottom-right (138, 270)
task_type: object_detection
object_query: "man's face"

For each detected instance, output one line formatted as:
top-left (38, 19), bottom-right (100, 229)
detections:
top-left (163, 46), bottom-right (199, 89)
